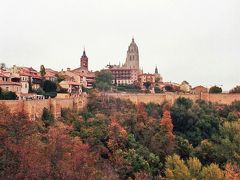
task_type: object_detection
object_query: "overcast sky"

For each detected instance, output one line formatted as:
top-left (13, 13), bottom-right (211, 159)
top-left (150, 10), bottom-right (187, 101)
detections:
top-left (0, 0), bottom-right (240, 90)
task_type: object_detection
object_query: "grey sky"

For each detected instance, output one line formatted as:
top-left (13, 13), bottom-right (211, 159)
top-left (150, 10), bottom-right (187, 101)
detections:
top-left (0, 0), bottom-right (240, 90)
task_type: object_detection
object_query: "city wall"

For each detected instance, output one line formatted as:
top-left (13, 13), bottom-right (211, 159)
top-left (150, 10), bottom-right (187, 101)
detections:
top-left (107, 93), bottom-right (240, 105)
top-left (0, 94), bottom-right (88, 120)
top-left (2, 93), bottom-right (240, 120)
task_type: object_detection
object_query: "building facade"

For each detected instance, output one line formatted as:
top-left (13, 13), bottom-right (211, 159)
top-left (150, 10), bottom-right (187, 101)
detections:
top-left (104, 38), bottom-right (142, 86)
top-left (80, 49), bottom-right (88, 70)
top-left (123, 38), bottom-right (140, 71)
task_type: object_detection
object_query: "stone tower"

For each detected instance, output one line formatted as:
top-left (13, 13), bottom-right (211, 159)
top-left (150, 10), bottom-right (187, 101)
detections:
top-left (80, 49), bottom-right (88, 70)
top-left (124, 38), bottom-right (139, 70)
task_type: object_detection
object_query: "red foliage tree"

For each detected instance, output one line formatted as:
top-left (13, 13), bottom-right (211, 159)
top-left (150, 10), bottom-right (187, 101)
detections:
top-left (46, 125), bottom-right (97, 179)
top-left (0, 104), bottom-right (49, 179)
top-left (108, 117), bottom-right (127, 151)
top-left (160, 110), bottom-right (175, 141)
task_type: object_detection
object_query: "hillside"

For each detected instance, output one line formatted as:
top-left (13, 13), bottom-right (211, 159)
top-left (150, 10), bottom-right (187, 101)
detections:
top-left (0, 92), bottom-right (240, 179)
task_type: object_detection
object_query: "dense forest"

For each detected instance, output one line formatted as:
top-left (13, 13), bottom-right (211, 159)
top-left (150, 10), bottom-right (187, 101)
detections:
top-left (0, 91), bottom-right (240, 179)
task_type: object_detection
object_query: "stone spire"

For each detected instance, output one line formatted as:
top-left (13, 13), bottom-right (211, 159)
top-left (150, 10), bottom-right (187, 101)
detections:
top-left (123, 38), bottom-right (139, 70)
top-left (80, 49), bottom-right (88, 70)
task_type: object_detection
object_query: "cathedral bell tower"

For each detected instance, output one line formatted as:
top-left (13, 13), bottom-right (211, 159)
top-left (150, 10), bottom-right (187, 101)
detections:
top-left (124, 38), bottom-right (139, 70)
top-left (80, 49), bottom-right (88, 70)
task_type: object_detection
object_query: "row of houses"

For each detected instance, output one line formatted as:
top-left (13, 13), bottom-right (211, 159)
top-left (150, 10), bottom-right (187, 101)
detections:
top-left (0, 64), bottom-right (95, 96)
top-left (0, 66), bottom-right (43, 95)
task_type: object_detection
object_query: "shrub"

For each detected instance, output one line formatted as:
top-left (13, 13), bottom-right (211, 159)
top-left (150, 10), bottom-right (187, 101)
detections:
top-left (42, 108), bottom-right (54, 127)
top-left (209, 86), bottom-right (222, 94)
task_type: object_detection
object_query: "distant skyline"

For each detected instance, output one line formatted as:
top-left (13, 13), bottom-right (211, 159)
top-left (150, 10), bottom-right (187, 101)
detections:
top-left (0, 0), bottom-right (240, 90)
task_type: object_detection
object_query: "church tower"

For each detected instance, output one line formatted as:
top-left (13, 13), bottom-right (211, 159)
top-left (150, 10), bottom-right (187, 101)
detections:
top-left (124, 38), bottom-right (139, 70)
top-left (80, 49), bottom-right (88, 70)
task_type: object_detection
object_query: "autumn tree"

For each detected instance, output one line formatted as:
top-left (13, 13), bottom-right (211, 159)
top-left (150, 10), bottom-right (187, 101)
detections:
top-left (165, 154), bottom-right (191, 179)
top-left (160, 110), bottom-right (175, 142)
top-left (200, 164), bottom-right (225, 180)
top-left (0, 104), bottom-right (48, 179)
top-left (108, 117), bottom-right (127, 151)
top-left (164, 155), bottom-right (225, 180)
top-left (46, 125), bottom-right (98, 179)
top-left (150, 110), bottom-right (175, 157)
top-left (225, 163), bottom-right (240, 180)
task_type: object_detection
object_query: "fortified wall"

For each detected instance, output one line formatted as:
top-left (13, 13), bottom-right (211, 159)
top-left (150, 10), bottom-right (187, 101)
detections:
top-left (107, 93), bottom-right (240, 105)
top-left (0, 94), bottom-right (87, 120)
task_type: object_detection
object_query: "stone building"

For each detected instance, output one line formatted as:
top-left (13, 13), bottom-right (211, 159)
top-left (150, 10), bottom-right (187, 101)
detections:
top-left (60, 50), bottom-right (95, 89)
top-left (123, 38), bottom-right (140, 71)
top-left (138, 73), bottom-right (156, 89)
top-left (105, 66), bottom-right (138, 85)
top-left (179, 81), bottom-right (192, 93)
top-left (0, 72), bottom-right (21, 94)
top-left (104, 38), bottom-right (142, 86)
top-left (80, 49), bottom-right (88, 70)
top-left (192, 85), bottom-right (208, 94)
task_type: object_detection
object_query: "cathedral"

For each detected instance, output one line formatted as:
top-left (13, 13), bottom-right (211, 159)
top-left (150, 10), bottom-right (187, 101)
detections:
top-left (105, 38), bottom-right (162, 86)
top-left (123, 38), bottom-right (140, 71)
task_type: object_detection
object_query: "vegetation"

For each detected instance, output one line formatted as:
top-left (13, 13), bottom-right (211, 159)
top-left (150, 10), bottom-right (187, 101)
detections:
top-left (143, 81), bottom-right (151, 90)
top-left (154, 86), bottom-right (163, 93)
top-left (37, 80), bottom-right (57, 98)
top-left (40, 65), bottom-right (46, 77)
top-left (94, 70), bottom-right (113, 92)
top-left (0, 87), bottom-right (17, 100)
top-left (209, 85), bottom-right (222, 94)
top-left (42, 107), bottom-right (54, 127)
top-left (1, 94), bottom-right (240, 179)
top-left (116, 84), bottom-right (141, 93)
top-left (230, 85), bottom-right (240, 93)
top-left (165, 85), bottom-right (175, 92)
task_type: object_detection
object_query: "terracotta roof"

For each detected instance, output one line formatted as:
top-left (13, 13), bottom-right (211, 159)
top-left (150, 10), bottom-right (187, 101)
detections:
top-left (74, 71), bottom-right (95, 78)
top-left (0, 72), bottom-right (9, 78)
top-left (192, 85), bottom-right (207, 90)
top-left (61, 81), bottom-right (81, 86)
top-left (19, 72), bottom-right (32, 76)
top-left (45, 72), bottom-right (56, 78)
top-left (45, 68), bottom-right (58, 74)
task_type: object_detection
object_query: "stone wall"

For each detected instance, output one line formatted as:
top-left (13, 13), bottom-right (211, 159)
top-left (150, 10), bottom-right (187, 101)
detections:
top-left (0, 93), bottom-right (88, 120)
top-left (107, 93), bottom-right (240, 105)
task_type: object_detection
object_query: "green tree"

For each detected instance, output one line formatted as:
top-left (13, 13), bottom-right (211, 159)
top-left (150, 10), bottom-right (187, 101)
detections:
top-left (42, 80), bottom-right (57, 98)
top-left (154, 86), bottom-right (162, 93)
top-left (42, 107), bottom-right (54, 127)
top-left (43, 80), bottom-right (56, 92)
top-left (40, 65), bottom-right (46, 77)
top-left (94, 70), bottom-right (113, 92)
top-left (230, 85), bottom-right (240, 93)
top-left (214, 120), bottom-right (240, 166)
top-left (143, 81), bottom-right (151, 90)
top-left (165, 85), bottom-right (175, 92)
top-left (0, 88), bottom-right (17, 100)
top-left (209, 86), bottom-right (222, 94)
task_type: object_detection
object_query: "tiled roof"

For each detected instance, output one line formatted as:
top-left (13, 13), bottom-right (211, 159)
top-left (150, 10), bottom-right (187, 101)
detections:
top-left (61, 81), bottom-right (81, 86)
